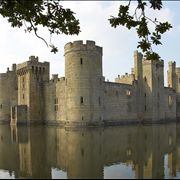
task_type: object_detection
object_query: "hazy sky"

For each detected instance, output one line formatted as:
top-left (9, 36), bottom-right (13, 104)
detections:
top-left (0, 1), bottom-right (180, 85)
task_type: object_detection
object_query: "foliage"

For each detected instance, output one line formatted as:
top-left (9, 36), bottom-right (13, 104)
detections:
top-left (0, 0), bottom-right (80, 53)
top-left (0, 0), bottom-right (172, 58)
top-left (109, 0), bottom-right (172, 60)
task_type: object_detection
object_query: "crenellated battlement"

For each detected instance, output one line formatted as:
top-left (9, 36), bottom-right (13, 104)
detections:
top-left (0, 41), bottom-right (178, 125)
top-left (16, 56), bottom-right (49, 71)
top-left (169, 61), bottom-right (176, 66)
top-left (143, 58), bottom-right (164, 67)
top-left (115, 73), bottom-right (135, 85)
top-left (176, 67), bottom-right (180, 73)
top-left (119, 73), bottom-right (135, 79)
top-left (64, 40), bottom-right (102, 55)
top-left (50, 76), bottom-right (65, 84)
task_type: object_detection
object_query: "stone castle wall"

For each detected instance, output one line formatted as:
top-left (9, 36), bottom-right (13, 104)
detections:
top-left (103, 82), bottom-right (138, 122)
top-left (0, 66), bottom-right (17, 123)
top-left (177, 94), bottom-right (180, 118)
top-left (0, 40), bottom-right (179, 126)
top-left (115, 73), bottom-right (135, 85)
top-left (164, 87), bottom-right (176, 119)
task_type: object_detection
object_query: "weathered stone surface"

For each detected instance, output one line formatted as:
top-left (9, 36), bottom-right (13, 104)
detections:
top-left (0, 40), bottom-right (179, 126)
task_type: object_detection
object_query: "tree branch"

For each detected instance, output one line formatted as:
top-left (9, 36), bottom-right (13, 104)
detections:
top-left (29, 19), bottom-right (49, 47)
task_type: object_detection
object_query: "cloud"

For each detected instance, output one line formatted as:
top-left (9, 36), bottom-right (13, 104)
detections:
top-left (0, 1), bottom-right (177, 82)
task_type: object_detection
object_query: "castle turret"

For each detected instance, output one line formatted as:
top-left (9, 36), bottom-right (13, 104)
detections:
top-left (16, 56), bottom-right (49, 123)
top-left (142, 59), bottom-right (165, 121)
top-left (0, 66), bottom-right (17, 122)
top-left (176, 68), bottom-right (180, 93)
top-left (64, 40), bottom-right (103, 125)
top-left (168, 61), bottom-right (176, 90)
top-left (134, 51), bottom-right (143, 81)
top-left (134, 51), bottom-right (144, 119)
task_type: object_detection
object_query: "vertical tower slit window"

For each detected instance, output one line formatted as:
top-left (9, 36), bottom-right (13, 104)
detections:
top-left (81, 96), bottom-right (84, 104)
top-left (99, 96), bottom-right (101, 106)
top-left (80, 58), bottom-right (83, 65)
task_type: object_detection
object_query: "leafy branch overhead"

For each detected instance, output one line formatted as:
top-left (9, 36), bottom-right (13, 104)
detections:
top-left (0, 0), bottom-right (80, 53)
top-left (109, 0), bottom-right (172, 60)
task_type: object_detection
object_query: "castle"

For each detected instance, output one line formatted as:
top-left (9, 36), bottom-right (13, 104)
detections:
top-left (0, 40), bottom-right (180, 126)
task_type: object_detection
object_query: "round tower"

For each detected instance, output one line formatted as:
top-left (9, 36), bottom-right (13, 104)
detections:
top-left (64, 40), bottom-right (103, 125)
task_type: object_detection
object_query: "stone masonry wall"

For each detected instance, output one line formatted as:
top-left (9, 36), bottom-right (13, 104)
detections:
top-left (164, 87), bottom-right (176, 119)
top-left (0, 67), bottom-right (17, 122)
top-left (115, 74), bottom-right (135, 85)
top-left (103, 82), bottom-right (138, 122)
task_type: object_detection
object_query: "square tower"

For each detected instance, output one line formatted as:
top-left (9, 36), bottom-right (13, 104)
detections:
top-left (16, 56), bottom-right (49, 123)
top-left (142, 59), bottom-right (165, 121)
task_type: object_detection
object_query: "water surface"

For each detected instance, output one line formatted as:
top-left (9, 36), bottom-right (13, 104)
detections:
top-left (0, 123), bottom-right (179, 179)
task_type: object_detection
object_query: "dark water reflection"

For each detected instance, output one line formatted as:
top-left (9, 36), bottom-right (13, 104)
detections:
top-left (0, 123), bottom-right (180, 179)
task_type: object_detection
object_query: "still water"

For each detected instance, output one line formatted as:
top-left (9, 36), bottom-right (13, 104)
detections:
top-left (0, 123), bottom-right (180, 179)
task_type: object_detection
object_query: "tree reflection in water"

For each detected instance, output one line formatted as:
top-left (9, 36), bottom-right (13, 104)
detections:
top-left (0, 123), bottom-right (179, 179)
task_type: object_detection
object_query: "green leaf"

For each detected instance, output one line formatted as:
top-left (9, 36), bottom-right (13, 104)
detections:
top-left (149, 0), bottom-right (162, 10)
top-left (145, 51), bottom-right (160, 60)
top-left (137, 39), bottom-right (151, 52)
top-left (156, 22), bottom-right (172, 34)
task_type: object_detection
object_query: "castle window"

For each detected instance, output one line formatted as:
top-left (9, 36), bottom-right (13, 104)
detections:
top-left (80, 96), bottom-right (84, 104)
top-left (145, 105), bottom-right (147, 111)
top-left (0, 104), bottom-right (2, 110)
top-left (32, 66), bottom-right (34, 72)
top-left (126, 148), bottom-right (132, 156)
top-left (126, 90), bottom-right (131, 96)
top-left (23, 94), bottom-right (25, 99)
top-left (55, 105), bottom-right (58, 112)
top-left (43, 67), bottom-right (45, 73)
top-left (144, 93), bottom-right (146, 97)
top-left (39, 67), bottom-right (42, 73)
top-left (55, 98), bottom-right (58, 104)
top-left (169, 135), bottom-right (172, 146)
top-left (81, 148), bottom-right (84, 157)
top-left (80, 58), bottom-right (83, 65)
top-left (54, 98), bottom-right (58, 112)
top-left (36, 67), bottom-right (38, 73)
top-left (99, 96), bottom-right (101, 106)
top-left (144, 76), bottom-right (147, 82)
top-left (168, 95), bottom-right (173, 107)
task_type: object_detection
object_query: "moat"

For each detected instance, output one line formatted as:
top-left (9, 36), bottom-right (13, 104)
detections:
top-left (0, 122), bottom-right (180, 179)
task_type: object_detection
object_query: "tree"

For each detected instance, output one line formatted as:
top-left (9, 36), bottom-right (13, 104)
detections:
top-left (0, 0), bottom-right (80, 53)
top-left (0, 0), bottom-right (172, 59)
top-left (109, 0), bottom-right (172, 60)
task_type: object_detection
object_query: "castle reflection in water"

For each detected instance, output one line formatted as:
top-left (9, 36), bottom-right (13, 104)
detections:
top-left (0, 122), bottom-right (180, 179)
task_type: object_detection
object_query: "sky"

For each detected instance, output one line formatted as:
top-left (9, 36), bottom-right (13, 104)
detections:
top-left (0, 1), bottom-right (180, 86)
